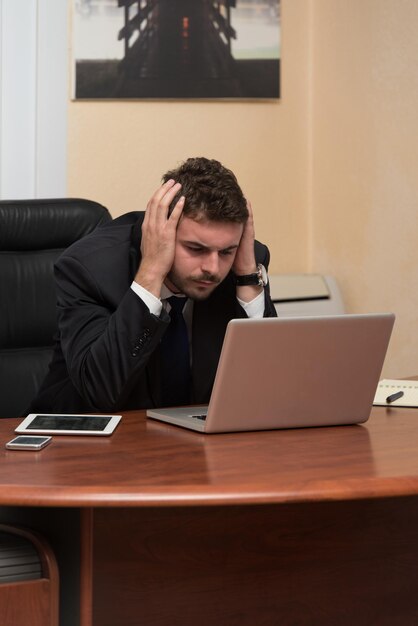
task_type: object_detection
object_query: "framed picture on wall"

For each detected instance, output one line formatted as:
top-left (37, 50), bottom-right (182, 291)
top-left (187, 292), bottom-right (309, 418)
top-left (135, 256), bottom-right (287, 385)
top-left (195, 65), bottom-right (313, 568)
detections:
top-left (72, 0), bottom-right (281, 100)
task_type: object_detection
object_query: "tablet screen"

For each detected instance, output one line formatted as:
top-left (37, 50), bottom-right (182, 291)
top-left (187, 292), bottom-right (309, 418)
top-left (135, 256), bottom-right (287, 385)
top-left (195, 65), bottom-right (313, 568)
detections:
top-left (26, 414), bottom-right (112, 431)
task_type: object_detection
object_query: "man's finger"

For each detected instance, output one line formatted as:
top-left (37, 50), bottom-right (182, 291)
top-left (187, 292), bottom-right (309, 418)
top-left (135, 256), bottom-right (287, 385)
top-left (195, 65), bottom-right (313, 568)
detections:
top-left (146, 180), bottom-right (178, 224)
top-left (159, 182), bottom-right (182, 211)
top-left (169, 195), bottom-right (185, 225)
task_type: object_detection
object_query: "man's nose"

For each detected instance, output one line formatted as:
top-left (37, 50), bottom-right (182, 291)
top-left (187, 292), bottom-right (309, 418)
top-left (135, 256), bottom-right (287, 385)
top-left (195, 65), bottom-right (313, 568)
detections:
top-left (201, 252), bottom-right (219, 276)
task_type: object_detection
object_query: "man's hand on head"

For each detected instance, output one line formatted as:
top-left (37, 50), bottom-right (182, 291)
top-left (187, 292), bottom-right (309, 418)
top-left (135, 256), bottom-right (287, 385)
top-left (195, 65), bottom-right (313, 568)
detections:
top-left (135, 179), bottom-right (185, 298)
top-left (232, 199), bottom-right (257, 275)
top-left (232, 200), bottom-right (263, 302)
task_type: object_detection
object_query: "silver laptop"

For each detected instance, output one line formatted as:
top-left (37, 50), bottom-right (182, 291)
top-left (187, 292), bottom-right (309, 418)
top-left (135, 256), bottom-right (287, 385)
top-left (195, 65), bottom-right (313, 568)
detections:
top-left (146, 313), bottom-right (395, 433)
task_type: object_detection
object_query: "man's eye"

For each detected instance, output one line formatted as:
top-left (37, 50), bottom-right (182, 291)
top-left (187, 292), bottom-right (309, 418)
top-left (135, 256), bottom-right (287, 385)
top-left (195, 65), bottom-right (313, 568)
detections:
top-left (220, 249), bottom-right (234, 256)
top-left (187, 246), bottom-right (203, 253)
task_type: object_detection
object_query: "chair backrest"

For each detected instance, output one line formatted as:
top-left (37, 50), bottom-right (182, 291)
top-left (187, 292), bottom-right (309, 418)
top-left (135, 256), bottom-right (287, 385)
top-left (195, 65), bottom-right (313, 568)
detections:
top-left (0, 198), bottom-right (112, 417)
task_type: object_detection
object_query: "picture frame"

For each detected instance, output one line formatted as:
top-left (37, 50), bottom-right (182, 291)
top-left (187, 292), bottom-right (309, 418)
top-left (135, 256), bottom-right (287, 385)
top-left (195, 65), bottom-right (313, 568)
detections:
top-left (72, 0), bottom-right (281, 100)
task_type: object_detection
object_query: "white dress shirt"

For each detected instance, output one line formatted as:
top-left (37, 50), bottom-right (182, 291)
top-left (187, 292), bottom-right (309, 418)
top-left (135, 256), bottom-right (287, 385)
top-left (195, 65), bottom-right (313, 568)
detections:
top-left (130, 281), bottom-right (265, 319)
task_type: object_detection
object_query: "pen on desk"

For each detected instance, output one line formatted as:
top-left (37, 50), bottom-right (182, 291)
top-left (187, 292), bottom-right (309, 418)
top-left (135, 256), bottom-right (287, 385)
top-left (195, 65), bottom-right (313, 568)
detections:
top-left (386, 391), bottom-right (404, 404)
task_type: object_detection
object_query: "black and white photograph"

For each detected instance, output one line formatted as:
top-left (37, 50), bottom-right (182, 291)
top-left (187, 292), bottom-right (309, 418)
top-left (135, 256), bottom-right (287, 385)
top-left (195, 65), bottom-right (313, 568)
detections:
top-left (73, 0), bottom-right (281, 99)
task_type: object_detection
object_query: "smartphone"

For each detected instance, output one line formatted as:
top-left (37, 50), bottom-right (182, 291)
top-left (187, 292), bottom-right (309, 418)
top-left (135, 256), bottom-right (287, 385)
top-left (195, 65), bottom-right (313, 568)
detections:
top-left (5, 435), bottom-right (52, 450)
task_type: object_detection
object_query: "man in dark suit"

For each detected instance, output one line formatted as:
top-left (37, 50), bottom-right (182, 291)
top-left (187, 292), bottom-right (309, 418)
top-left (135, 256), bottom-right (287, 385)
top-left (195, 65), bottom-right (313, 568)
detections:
top-left (30, 157), bottom-right (276, 413)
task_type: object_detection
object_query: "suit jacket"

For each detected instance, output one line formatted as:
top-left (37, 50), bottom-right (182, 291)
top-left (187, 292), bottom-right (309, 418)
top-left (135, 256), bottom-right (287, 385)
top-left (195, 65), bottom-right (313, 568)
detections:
top-left (30, 212), bottom-right (277, 413)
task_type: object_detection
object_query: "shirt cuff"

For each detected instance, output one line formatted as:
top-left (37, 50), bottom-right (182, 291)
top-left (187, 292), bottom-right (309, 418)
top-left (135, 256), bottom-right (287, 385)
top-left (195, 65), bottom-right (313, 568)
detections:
top-left (130, 281), bottom-right (162, 316)
top-left (237, 290), bottom-right (265, 319)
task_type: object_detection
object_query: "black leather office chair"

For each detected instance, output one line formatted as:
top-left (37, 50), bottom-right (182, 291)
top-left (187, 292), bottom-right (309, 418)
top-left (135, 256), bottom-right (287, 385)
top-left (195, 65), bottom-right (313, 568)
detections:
top-left (0, 198), bottom-right (112, 418)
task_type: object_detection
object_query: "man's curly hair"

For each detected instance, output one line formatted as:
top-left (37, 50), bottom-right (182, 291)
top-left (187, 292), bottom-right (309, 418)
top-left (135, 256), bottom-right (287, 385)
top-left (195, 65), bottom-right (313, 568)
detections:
top-left (163, 157), bottom-right (248, 223)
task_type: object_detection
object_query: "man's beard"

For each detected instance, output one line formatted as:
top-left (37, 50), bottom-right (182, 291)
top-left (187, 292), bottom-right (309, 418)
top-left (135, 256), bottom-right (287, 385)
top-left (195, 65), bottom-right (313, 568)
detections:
top-left (165, 270), bottom-right (221, 301)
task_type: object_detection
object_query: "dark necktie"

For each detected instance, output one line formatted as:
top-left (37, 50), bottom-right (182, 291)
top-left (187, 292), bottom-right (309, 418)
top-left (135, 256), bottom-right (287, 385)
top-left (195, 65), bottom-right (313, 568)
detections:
top-left (160, 296), bottom-right (191, 406)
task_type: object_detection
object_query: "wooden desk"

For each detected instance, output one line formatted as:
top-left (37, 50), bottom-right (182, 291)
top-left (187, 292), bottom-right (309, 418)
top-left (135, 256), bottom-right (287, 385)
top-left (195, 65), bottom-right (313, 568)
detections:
top-left (1, 406), bottom-right (418, 625)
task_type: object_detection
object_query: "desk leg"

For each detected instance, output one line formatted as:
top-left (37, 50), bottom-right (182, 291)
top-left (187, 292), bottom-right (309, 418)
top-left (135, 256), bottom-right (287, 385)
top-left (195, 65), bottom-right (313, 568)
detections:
top-left (80, 508), bottom-right (94, 626)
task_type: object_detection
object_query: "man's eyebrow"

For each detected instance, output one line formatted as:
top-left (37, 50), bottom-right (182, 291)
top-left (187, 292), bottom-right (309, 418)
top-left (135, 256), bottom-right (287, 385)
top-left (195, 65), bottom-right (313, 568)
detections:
top-left (220, 244), bottom-right (239, 252)
top-left (181, 240), bottom-right (239, 252)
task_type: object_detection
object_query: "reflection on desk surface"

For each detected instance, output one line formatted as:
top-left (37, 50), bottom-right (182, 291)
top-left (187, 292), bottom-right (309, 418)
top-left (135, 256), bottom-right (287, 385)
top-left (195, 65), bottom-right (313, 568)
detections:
top-left (2, 406), bottom-right (418, 505)
top-left (147, 417), bottom-right (375, 488)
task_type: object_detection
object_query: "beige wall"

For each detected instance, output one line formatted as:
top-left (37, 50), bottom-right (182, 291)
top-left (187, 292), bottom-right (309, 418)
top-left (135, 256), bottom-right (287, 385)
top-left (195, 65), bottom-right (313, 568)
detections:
top-left (310, 0), bottom-right (418, 377)
top-left (68, 1), bottom-right (310, 273)
top-left (68, 0), bottom-right (417, 377)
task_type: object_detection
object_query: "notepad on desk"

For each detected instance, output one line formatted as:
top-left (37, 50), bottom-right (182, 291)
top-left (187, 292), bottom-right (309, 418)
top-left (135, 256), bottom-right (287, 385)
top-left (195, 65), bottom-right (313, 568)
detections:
top-left (373, 379), bottom-right (418, 408)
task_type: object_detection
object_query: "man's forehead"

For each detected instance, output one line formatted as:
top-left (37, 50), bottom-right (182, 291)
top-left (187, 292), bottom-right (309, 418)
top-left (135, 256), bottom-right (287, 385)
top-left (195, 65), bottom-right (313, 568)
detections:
top-left (176, 216), bottom-right (243, 248)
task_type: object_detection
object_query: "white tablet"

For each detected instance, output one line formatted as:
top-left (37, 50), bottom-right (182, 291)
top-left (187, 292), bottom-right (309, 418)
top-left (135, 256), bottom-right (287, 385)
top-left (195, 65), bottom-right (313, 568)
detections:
top-left (16, 413), bottom-right (122, 436)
